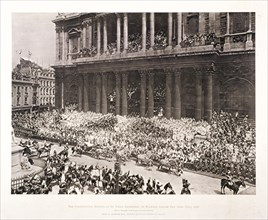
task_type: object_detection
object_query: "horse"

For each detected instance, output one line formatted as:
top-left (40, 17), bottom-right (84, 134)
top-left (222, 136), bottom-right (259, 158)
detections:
top-left (158, 159), bottom-right (180, 174)
top-left (136, 154), bottom-right (152, 167)
top-left (162, 182), bottom-right (176, 194)
top-left (181, 187), bottom-right (191, 195)
top-left (38, 143), bottom-right (53, 158)
top-left (220, 179), bottom-right (246, 194)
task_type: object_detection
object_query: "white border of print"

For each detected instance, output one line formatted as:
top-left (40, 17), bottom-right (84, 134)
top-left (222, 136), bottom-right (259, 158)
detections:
top-left (1, 1), bottom-right (267, 220)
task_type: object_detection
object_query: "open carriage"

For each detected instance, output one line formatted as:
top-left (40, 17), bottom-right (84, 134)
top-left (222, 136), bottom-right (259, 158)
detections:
top-left (136, 153), bottom-right (153, 167)
top-left (157, 158), bottom-right (183, 175)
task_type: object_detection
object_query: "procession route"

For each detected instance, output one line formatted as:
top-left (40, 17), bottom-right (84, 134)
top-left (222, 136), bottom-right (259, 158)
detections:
top-left (14, 137), bottom-right (255, 195)
top-left (49, 144), bottom-right (256, 195)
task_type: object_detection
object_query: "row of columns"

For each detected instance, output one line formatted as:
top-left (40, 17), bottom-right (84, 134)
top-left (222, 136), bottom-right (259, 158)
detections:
top-left (56, 13), bottom-right (184, 61)
top-left (103, 13), bottom-right (183, 53)
top-left (139, 70), bottom-right (182, 119)
top-left (93, 73), bottom-right (128, 115)
top-left (56, 68), bottom-right (213, 121)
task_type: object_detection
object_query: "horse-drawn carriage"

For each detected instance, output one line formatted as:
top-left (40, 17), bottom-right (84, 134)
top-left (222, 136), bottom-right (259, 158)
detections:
top-left (136, 153), bottom-right (153, 167)
top-left (83, 142), bottom-right (114, 161)
top-left (157, 158), bottom-right (183, 175)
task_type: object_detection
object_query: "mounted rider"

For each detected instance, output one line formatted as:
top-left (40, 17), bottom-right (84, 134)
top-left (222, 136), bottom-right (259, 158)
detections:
top-left (226, 169), bottom-right (234, 186)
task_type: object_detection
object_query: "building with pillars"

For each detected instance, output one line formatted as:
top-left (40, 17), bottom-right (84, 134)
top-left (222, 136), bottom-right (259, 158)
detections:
top-left (52, 12), bottom-right (255, 121)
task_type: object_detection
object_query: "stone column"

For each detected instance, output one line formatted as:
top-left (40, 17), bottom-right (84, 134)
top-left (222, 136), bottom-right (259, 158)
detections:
top-left (246, 12), bottom-right (253, 50)
top-left (226, 12), bottom-right (230, 35)
top-left (224, 12), bottom-right (231, 51)
top-left (68, 38), bottom-right (73, 62)
top-left (116, 14), bottom-right (121, 53)
top-left (78, 74), bottom-right (83, 111)
top-left (56, 27), bottom-right (60, 61)
top-left (147, 72), bottom-right (154, 118)
top-left (61, 27), bottom-right (66, 61)
top-left (149, 13), bottom-right (155, 50)
top-left (95, 73), bottom-right (101, 113)
top-left (103, 15), bottom-right (108, 54)
top-left (101, 73), bottom-right (108, 114)
top-left (175, 13), bottom-right (182, 49)
top-left (123, 13), bottom-right (128, 53)
top-left (121, 73), bottom-right (128, 116)
top-left (195, 70), bottom-right (202, 121)
top-left (167, 13), bottom-right (173, 49)
top-left (174, 71), bottom-right (181, 119)
top-left (142, 13), bottom-right (147, 52)
top-left (83, 74), bottom-right (89, 112)
top-left (77, 37), bottom-right (81, 53)
top-left (97, 18), bottom-right (101, 55)
top-left (88, 19), bottom-right (93, 48)
top-left (82, 22), bottom-right (87, 48)
top-left (204, 70), bottom-right (213, 122)
top-left (61, 73), bottom-right (65, 109)
top-left (199, 13), bottom-right (206, 34)
top-left (140, 71), bottom-right (146, 117)
top-left (165, 72), bottom-right (172, 119)
top-left (115, 73), bottom-right (121, 115)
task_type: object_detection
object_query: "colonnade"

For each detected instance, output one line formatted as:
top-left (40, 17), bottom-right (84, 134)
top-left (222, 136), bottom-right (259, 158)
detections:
top-left (55, 12), bottom-right (254, 62)
top-left (56, 13), bottom-right (184, 62)
top-left (55, 66), bottom-right (214, 121)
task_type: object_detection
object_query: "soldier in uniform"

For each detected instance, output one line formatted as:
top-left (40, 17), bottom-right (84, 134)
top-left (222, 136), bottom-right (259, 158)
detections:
top-left (181, 179), bottom-right (191, 194)
top-left (226, 169), bottom-right (234, 186)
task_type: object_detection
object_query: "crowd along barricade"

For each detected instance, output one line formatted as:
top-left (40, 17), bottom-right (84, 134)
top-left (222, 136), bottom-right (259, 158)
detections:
top-left (184, 158), bottom-right (255, 185)
top-left (13, 126), bottom-right (256, 185)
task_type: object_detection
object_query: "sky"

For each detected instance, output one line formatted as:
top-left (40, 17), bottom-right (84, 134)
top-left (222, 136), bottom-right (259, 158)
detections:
top-left (12, 13), bottom-right (57, 68)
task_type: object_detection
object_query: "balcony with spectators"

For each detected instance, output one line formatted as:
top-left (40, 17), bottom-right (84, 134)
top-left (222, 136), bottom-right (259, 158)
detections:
top-left (53, 12), bottom-right (255, 66)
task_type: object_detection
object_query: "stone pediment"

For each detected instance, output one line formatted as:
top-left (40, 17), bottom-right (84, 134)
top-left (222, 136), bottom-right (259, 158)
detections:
top-left (68, 28), bottom-right (81, 37)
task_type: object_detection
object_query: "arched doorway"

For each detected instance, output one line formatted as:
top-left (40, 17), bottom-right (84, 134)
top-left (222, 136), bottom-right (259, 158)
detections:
top-left (220, 78), bottom-right (255, 119)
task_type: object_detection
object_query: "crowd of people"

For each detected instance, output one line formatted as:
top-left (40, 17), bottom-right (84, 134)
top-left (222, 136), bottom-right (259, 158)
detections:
top-left (12, 142), bottom-right (179, 195)
top-left (179, 32), bottom-right (218, 48)
top-left (12, 107), bottom-right (256, 193)
top-left (76, 31), bottom-right (178, 59)
top-left (72, 31), bottom-right (220, 59)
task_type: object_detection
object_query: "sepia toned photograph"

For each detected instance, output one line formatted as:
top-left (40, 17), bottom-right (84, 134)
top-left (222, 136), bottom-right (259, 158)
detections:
top-left (11, 12), bottom-right (256, 196)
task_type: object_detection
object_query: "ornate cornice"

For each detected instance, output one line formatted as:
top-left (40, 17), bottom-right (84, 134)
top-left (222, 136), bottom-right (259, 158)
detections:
top-left (82, 18), bottom-right (92, 27)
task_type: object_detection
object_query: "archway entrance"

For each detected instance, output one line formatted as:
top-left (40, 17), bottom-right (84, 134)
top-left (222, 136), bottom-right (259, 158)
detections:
top-left (220, 78), bottom-right (255, 119)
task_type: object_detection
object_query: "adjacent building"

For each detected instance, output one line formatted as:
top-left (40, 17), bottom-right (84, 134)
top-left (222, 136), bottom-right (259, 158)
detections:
top-left (39, 68), bottom-right (55, 107)
top-left (12, 57), bottom-right (55, 113)
top-left (52, 12), bottom-right (255, 120)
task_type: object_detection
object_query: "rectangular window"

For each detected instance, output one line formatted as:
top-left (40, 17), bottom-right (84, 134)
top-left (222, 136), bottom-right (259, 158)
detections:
top-left (231, 13), bottom-right (249, 34)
